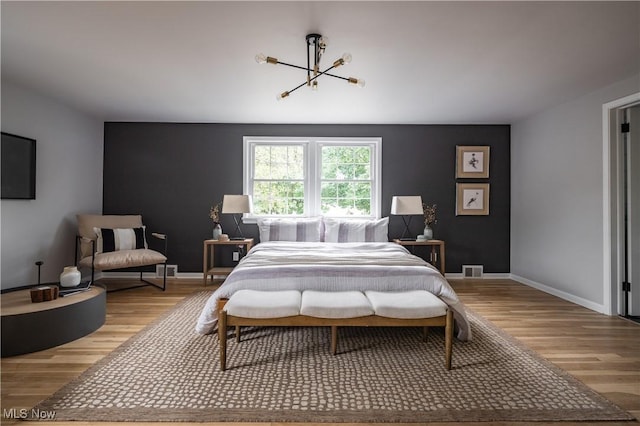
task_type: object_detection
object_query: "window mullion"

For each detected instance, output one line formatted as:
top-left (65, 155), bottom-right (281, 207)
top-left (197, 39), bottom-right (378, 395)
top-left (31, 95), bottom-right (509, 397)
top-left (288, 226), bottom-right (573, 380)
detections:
top-left (308, 140), bottom-right (318, 216)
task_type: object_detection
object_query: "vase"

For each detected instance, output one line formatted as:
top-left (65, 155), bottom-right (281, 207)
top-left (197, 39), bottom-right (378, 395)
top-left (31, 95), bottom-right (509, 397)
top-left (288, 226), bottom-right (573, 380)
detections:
top-left (212, 223), bottom-right (223, 240)
top-left (60, 266), bottom-right (81, 288)
top-left (423, 225), bottom-right (434, 240)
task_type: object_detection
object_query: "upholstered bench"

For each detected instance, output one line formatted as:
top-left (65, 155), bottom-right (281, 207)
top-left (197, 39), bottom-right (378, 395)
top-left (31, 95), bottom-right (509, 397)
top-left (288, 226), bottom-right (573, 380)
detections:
top-left (217, 289), bottom-right (453, 371)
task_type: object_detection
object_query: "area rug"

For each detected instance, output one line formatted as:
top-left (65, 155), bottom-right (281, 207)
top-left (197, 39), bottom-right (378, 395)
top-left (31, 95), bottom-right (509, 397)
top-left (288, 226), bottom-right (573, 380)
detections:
top-left (32, 291), bottom-right (633, 422)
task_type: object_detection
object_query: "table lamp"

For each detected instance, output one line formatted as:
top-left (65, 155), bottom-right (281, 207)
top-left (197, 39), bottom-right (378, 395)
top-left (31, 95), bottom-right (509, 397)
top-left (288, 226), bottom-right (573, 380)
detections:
top-left (222, 194), bottom-right (253, 239)
top-left (390, 195), bottom-right (423, 240)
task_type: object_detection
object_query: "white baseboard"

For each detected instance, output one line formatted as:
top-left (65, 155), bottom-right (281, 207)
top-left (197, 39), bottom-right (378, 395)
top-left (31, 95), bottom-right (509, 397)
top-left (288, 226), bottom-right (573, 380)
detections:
top-left (445, 273), bottom-right (511, 280)
top-left (510, 274), bottom-right (607, 314)
top-left (100, 271), bottom-right (202, 280)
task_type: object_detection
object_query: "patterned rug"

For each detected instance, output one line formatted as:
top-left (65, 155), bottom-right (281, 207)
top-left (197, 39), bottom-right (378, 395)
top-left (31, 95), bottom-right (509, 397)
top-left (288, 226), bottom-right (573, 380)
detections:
top-left (32, 291), bottom-right (633, 422)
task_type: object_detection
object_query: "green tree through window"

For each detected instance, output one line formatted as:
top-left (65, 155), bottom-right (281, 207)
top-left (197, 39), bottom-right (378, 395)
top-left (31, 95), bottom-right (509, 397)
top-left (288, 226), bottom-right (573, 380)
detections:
top-left (253, 145), bottom-right (304, 215)
top-left (320, 146), bottom-right (371, 216)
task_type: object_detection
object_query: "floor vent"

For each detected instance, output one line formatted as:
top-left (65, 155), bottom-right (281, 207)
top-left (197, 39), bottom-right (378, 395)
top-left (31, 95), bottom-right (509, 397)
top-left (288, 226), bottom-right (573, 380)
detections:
top-left (462, 265), bottom-right (483, 278)
top-left (156, 264), bottom-right (178, 278)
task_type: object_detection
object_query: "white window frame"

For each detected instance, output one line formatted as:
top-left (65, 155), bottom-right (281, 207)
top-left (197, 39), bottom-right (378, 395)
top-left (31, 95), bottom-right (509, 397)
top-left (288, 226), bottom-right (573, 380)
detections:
top-left (243, 136), bottom-right (382, 222)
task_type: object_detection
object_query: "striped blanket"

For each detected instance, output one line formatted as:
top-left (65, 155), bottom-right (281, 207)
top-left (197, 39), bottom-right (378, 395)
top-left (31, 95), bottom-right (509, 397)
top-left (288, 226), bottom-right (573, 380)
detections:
top-left (195, 241), bottom-right (472, 340)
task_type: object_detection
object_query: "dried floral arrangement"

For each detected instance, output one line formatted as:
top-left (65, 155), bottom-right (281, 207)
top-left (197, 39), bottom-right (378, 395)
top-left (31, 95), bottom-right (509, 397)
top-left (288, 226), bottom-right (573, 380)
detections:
top-left (209, 203), bottom-right (221, 225)
top-left (423, 203), bottom-right (437, 226)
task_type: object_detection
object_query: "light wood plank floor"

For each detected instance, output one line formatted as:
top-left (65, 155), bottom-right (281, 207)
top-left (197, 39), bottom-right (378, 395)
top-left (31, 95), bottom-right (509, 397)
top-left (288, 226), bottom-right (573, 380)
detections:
top-left (2, 278), bottom-right (639, 426)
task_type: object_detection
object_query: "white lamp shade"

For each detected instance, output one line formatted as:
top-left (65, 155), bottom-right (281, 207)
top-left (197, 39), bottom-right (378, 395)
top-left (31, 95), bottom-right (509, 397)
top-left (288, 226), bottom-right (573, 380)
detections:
top-left (222, 194), bottom-right (253, 214)
top-left (390, 196), bottom-right (423, 215)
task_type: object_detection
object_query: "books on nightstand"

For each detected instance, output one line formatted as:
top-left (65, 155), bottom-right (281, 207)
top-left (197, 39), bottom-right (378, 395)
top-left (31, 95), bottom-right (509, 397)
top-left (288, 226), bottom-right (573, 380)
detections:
top-left (58, 281), bottom-right (92, 297)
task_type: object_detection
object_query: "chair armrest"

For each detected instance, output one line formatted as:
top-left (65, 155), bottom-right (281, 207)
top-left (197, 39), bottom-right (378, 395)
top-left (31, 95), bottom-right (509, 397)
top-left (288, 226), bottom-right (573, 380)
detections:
top-left (75, 235), bottom-right (96, 266)
top-left (151, 232), bottom-right (168, 257)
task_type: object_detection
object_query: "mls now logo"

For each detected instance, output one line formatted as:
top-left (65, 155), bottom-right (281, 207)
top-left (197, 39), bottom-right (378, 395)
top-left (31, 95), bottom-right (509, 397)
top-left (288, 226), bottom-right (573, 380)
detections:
top-left (3, 408), bottom-right (56, 420)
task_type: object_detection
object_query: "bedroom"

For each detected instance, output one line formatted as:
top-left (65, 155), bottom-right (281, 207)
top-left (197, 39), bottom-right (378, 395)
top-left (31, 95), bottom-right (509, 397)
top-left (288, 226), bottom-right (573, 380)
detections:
top-left (1, 1), bottom-right (639, 424)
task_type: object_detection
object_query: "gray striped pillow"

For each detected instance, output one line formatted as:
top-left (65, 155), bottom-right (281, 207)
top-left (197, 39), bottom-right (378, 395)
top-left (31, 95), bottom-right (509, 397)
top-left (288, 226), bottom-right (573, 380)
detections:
top-left (257, 218), bottom-right (323, 242)
top-left (323, 217), bottom-right (389, 243)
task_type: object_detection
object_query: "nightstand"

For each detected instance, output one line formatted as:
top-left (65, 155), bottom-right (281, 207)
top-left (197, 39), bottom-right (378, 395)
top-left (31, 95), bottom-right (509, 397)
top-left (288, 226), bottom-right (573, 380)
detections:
top-left (393, 239), bottom-right (445, 274)
top-left (203, 238), bottom-right (254, 285)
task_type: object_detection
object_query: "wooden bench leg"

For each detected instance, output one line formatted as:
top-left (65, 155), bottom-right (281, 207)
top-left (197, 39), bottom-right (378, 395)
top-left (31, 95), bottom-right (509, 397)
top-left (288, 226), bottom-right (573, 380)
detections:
top-left (331, 326), bottom-right (338, 355)
top-left (219, 311), bottom-right (228, 371)
top-left (235, 325), bottom-right (241, 342)
top-left (445, 310), bottom-right (453, 370)
top-left (423, 326), bottom-right (429, 342)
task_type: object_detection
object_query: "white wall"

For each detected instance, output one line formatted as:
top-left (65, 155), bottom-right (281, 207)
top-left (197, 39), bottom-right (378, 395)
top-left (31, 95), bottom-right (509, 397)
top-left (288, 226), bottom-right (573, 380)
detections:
top-left (1, 81), bottom-right (103, 289)
top-left (511, 73), bottom-right (640, 313)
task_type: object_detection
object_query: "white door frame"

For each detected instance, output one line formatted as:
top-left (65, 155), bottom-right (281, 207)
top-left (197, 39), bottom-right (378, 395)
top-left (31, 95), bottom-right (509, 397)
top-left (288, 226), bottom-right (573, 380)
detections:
top-left (602, 92), bottom-right (640, 315)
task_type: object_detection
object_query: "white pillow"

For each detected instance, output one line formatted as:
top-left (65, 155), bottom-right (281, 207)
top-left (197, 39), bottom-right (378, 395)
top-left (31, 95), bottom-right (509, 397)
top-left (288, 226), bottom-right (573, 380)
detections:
top-left (323, 217), bottom-right (389, 243)
top-left (257, 217), bottom-right (323, 242)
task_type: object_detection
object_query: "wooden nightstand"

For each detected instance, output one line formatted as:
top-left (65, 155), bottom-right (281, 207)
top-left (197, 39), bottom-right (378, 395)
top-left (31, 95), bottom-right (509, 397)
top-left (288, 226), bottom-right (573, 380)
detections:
top-left (203, 238), bottom-right (254, 285)
top-left (393, 239), bottom-right (445, 274)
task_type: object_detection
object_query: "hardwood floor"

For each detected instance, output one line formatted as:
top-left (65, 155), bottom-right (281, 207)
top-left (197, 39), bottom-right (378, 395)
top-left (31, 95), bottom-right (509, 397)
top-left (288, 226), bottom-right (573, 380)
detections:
top-left (2, 277), bottom-right (639, 425)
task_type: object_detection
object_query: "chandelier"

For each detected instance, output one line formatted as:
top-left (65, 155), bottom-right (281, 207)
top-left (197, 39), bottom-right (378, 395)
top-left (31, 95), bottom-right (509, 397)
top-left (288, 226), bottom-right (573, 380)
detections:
top-left (255, 33), bottom-right (365, 100)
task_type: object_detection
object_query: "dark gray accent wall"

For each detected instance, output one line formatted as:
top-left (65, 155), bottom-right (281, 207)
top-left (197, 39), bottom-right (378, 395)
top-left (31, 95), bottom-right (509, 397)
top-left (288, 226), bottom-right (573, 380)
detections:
top-left (104, 123), bottom-right (510, 274)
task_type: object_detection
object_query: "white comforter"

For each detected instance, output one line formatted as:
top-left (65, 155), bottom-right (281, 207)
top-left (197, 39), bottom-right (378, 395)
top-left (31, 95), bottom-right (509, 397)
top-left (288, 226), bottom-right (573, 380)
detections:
top-left (195, 241), bottom-right (472, 340)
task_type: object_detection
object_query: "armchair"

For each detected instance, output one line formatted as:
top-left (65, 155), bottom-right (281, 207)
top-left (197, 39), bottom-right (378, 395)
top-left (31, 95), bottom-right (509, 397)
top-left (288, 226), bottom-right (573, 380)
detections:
top-left (75, 214), bottom-right (168, 292)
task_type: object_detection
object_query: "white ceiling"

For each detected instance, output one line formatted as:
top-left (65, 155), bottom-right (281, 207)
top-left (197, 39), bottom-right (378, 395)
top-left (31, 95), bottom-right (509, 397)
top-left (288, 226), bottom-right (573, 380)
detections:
top-left (2, 1), bottom-right (638, 124)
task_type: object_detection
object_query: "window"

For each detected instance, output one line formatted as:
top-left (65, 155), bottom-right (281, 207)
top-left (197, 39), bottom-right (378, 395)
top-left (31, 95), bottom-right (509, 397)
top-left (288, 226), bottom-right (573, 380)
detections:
top-left (244, 137), bottom-right (382, 219)
top-left (253, 144), bottom-right (305, 215)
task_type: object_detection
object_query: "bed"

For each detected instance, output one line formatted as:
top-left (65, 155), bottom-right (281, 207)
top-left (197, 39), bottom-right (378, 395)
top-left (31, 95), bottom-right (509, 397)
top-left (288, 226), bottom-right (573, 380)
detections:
top-left (195, 216), bottom-right (471, 341)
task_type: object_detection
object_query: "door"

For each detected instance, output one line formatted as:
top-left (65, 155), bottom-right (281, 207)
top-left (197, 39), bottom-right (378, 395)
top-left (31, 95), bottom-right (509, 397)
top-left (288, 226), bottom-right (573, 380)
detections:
top-left (622, 105), bottom-right (640, 318)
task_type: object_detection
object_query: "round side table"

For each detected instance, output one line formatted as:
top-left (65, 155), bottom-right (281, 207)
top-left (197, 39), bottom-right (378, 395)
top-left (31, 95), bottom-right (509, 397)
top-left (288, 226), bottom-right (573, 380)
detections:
top-left (1, 286), bottom-right (106, 357)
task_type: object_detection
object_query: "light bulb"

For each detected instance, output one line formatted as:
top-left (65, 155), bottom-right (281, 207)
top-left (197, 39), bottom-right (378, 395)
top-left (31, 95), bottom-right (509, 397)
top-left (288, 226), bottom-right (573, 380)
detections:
top-left (348, 77), bottom-right (365, 88)
top-left (312, 81), bottom-right (318, 91)
top-left (276, 91), bottom-right (290, 101)
top-left (255, 53), bottom-right (267, 64)
top-left (341, 53), bottom-right (352, 64)
top-left (318, 36), bottom-right (329, 48)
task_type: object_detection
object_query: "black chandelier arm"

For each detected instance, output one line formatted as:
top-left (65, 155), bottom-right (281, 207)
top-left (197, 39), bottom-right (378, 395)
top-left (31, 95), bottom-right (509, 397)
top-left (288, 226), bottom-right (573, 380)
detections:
top-left (313, 62), bottom-right (347, 81)
top-left (273, 58), bottom-right (350, 81)
top-left (274, 60), bottom-right (313, 73)
top-left (322, 72), bottom-right (350, 82)
top-left (283, 62), bottom-right (344, 96)
top-left (284, 79), bottom-right (310, 97)
top-left (275, 62), bottom-right (342, 80)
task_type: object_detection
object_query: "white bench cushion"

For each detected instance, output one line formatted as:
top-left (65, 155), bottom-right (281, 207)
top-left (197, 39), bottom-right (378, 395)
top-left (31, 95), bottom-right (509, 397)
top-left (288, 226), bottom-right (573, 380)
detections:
top-left (365, 290), bottom-right (447, 319)
top-left (301, 290), bottom-right (374, 319)
top-left (224, 290), bottom-right (301, 318)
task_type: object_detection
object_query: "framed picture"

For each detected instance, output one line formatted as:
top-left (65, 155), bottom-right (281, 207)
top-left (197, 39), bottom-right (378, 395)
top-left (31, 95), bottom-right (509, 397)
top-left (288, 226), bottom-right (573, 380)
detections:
top-left (456, 183), bottom-right (490, 216)
top-left (456, 145), bottom-right (490, 178)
